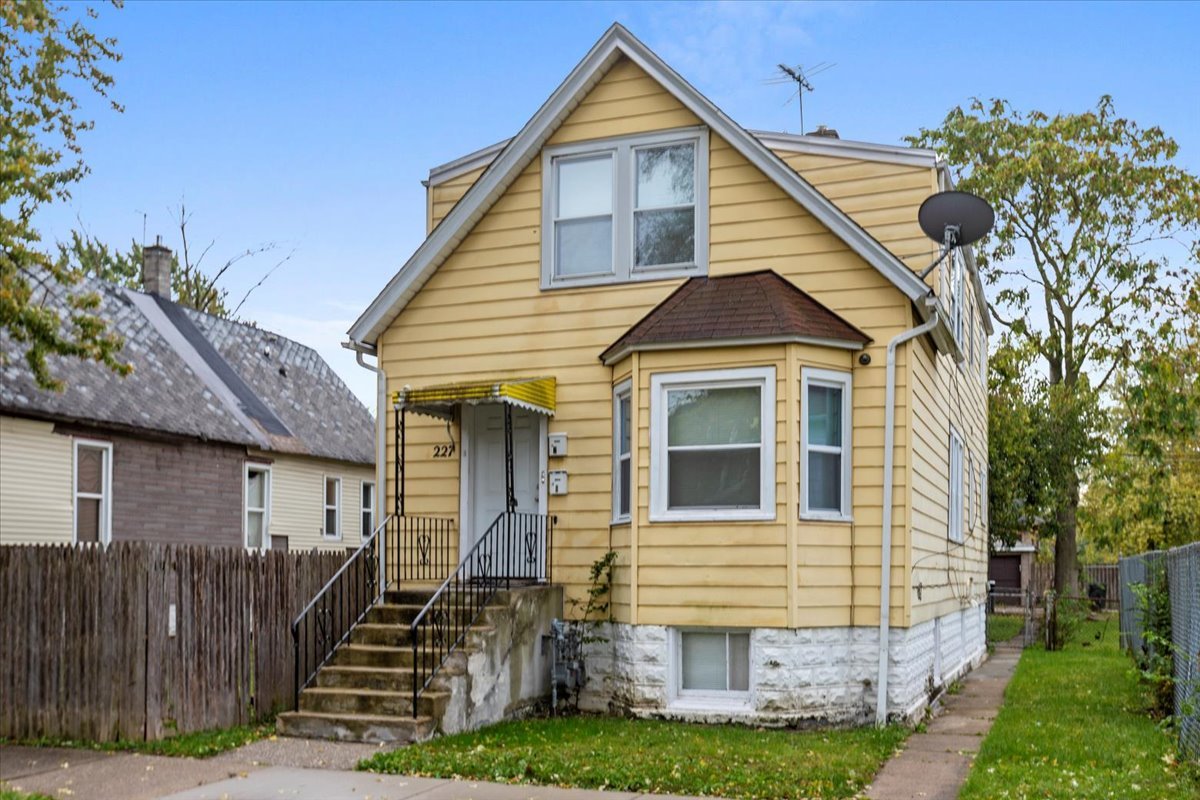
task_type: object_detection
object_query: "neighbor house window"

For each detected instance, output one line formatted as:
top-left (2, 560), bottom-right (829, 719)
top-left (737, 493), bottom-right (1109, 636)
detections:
top-left (650, 367), bottom-right (775, 522)
top-left (73, 439), bottom-right (112, 545)
top-left (244, 465), bottom-right (271, 552)
top-left (323, 477), bottom-right (341, 539)
top-left (361, 480), bottom-right (375, 538)
top-left (613, 381), bottom-right (632, 523)
top-left (949, 428), bottom-right (964, 542)
top-left (677, 630), bottom-right (751, 699)
top-left (800, 368), bottom-right (853, 520)
top-left (542, 127), bottom-right (708, 288)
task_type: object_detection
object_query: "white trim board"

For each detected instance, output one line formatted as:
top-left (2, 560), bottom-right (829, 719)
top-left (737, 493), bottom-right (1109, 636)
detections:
top-left (349, 23), bottom-right (934, 348)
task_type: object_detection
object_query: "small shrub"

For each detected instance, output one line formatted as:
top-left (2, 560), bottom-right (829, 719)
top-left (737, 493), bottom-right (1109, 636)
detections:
top-left (1044, 592), bottom-right (1088, 651)
top-left (1130, 565), bottom-right (1175, 719)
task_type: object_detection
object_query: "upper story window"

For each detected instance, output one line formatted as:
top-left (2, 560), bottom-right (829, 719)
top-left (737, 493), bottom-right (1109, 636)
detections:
top-left (800, 368), bottom-right (853, 521)
top-left (74, 439), bottom-right (112, 545)
top-left (650, 367), bottom-right (775, 522)
top-left (542, 127), bottom-right (709, 290)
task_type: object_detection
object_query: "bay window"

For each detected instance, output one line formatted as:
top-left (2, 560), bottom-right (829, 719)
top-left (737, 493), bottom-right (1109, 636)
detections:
top-left (800, 368), bottom-right (853, 520)
top-left (613, 381), bottom-right (632, 523)
top-left (542, 127), bottom-right (708, 288)
top-left (650, 367), bottom-right (775, 521)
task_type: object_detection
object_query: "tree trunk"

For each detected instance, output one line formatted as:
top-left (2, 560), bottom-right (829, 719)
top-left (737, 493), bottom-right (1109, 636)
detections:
top-left (1054, 471), bottom-right (1080, 596)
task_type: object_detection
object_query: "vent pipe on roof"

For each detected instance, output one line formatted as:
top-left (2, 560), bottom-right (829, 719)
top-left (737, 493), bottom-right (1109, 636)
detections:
top-left (143, 235), bottom-right (173, 300)
top-left (807, 125), bottom-right (840, 139)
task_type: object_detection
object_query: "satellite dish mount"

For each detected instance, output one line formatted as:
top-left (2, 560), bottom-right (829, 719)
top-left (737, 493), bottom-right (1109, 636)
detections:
top-left (916, 191), bottom-right (995, 279)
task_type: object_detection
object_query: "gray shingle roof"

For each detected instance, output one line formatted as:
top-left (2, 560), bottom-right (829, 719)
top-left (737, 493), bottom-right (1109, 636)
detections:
top-left (0, 274), bottom-right (374, 465)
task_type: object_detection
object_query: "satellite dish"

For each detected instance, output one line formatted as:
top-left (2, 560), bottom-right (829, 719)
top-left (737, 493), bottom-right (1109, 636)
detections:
top-left (918, 191), bottom-right (994, 247)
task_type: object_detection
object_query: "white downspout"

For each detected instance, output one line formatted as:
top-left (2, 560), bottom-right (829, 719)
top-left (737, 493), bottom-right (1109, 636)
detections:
top-left (349, 343), bottom-right (387, 590)
top-left (876, 297), bottom-right (940, 725)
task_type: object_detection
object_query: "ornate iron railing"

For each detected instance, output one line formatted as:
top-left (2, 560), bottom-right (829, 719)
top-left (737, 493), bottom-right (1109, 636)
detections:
top-left (387, 514), bottom-right (457, 584)
top-left (409, 511), bottom-right (555, 717)
top-left (291, 516), bottom-right (386, 705)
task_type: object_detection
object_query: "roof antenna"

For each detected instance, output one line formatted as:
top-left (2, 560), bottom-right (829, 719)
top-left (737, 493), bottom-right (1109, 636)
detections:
top-left (771, 62), bottom-right (836, 134)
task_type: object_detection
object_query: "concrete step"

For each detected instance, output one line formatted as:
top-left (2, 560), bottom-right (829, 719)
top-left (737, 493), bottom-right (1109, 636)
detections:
top-left (277, 710), bottom-right (436, 744)
top-left (299, 686), bottom-right (450, 718)
top-left (314, 665), bottom-right (417, 692)
top-left (331, 638), bottom-right (488, 670)
top-left (350, 623), bottom-right (416, 647)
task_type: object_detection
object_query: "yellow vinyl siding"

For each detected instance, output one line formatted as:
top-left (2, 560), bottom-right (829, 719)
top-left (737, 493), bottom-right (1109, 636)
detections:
top-left (428, 165), bottom-right (488, 233)
top-left (256, 451), bottom-right (374, 552)
top-left (0, 415), bottom-right (74, 545)
top-left (381, 55), bottom-right (961, 629)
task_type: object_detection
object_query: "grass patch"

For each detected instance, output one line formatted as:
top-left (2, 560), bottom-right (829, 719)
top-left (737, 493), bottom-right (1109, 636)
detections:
top-left (960, 618), bottom-right (1199, 799)
top-left (1, 787), bottom-right (56, 800)
top-left (2, 719), bottom-right (275, 759)
top-left (986, 613), bottom-right (1024, 644)
top-left (360, 715), bottom-right (908, 799)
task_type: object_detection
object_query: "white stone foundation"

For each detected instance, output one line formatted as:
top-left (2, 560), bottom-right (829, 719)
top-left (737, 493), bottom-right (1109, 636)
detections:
top-left (579, 605), bottom-right (986, 725)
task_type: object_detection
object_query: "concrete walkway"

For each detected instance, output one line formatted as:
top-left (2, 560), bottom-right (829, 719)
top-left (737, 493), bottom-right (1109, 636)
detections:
top-left (864, 640), bottom-right (1023, 800)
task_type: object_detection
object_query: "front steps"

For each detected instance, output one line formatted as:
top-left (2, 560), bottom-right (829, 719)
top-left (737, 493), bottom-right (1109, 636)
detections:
top-left (278, 584), bottom-right (558, 744)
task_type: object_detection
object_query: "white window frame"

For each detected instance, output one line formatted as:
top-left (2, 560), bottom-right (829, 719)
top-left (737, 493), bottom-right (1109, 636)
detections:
top-left (967, 452), bottom-right (974, 532)
top-left (612, 379), bottom-right (633, 524)
top-left (980, 328), bottom-right (988, 384)
top-left (671, 628), bottom-right (753, 707)
top-left (72, 438), bottom-right (113, 546)
top-left (323, 475), bottom-right (342, 540)
top-left (541, 126), bottom-right (709, 290)
top-left (650, 366), bottom-right (775, 523)
top-left (800, 368), bottom-right (853, 522)
top-left (981, 463), bottom-right (988, 528)
top-left (243, 463), bottom-right (272, 552)
top-left (361, 480), bottom-right (376, 539)
top-left (949, 428), bottom-right (964, 543)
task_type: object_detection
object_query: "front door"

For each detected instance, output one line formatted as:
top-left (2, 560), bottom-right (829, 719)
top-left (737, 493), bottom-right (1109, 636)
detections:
top-left (465, 404), bottom-right (543, 553)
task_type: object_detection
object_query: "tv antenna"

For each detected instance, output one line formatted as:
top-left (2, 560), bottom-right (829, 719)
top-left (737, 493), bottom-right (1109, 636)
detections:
top-left (768, 62), bottom-right (836, 133)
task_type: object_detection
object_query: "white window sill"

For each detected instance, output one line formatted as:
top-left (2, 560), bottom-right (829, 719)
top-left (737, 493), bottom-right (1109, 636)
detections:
top-left (650, 509), bottom-right (775, 523)
top-left (799, 511), bottom-right (853, 523)
top-left (610, 516), bottom-right (631, 526)
top-left (670, 696), bottom-right (754, 713)
top-left (542, 264), bottom-right (702, 292)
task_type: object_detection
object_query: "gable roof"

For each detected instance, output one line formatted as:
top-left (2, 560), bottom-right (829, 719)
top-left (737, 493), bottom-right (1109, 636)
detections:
top-left (1, 275), bottom-right (374, 465)
top-left (348, 23), bottom-right (934, 348)
top-left (600, 271), bottom-right (871, 365)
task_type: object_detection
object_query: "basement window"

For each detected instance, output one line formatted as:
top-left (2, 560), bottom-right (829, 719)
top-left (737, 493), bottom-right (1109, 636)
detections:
top-left (542, 127), bottom-right (709, 289)
top-left (675, 629), bottom-right (751, 702)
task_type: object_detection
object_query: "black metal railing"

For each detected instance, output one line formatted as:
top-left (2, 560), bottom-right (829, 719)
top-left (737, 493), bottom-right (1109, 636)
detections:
top-left (409, 511), bottom-right (555, 717)
top-left (387, 514), bottom-right (457, 584)
top-left (291, 517), bottom-right (386, 705)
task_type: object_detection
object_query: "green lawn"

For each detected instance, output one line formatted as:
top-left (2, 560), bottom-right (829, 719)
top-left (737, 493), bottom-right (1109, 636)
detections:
top-left (3, 719), bottom-right (275, 759)
top-left (960, 618), bottom-right (1199, 799)
top-left (361, 716), bottom-right (908, 799)
top-left (1, 787), bottom-right (55, 800)
top-left (986, 613), bottom-right (1024, 644)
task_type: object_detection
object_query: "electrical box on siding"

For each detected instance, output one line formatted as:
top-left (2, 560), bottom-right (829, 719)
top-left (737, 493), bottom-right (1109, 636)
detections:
top-left (549, 470), bottom-right (568, 495)
top-left (548, 433), bottom-right (567, 457)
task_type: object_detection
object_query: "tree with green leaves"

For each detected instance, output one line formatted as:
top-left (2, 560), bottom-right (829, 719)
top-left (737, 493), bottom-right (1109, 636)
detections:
top-left (1, 0), bottom-right (127, 390)
top-left (912, 96), bottom-right (1200, 594)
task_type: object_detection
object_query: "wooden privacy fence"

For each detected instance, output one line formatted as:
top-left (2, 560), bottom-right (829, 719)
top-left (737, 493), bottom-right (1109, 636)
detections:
top-left (0, 542), bottom-right (362, 742)
top-left (1031, 562), bottom-right (1120, 608)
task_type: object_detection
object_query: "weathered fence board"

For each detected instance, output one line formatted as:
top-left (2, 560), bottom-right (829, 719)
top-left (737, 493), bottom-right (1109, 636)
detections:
top-left (0, 542), bottom-right (350, 742)
top-left (1031, 562), bottom-right (1120, 608)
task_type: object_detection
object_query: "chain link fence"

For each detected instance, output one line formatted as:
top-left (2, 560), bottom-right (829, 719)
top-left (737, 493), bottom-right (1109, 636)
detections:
top-left (1119, 542), bottom-right (1199, 761)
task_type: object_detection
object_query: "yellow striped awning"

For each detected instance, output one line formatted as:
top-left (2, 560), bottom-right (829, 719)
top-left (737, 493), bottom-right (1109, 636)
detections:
top-left (392, 377), bottom-right (556, 419)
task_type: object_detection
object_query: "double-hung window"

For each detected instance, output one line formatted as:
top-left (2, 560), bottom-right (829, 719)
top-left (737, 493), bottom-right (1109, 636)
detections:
top-left (967, 453), bottom-right (974, 531)
top-left (949, 428), bottom-right (964, 542)
top-left (74, 439), bottom-right (112, 545)
top-left (361, 481), bottom-right (376, 538)
top-left (612, 381), bottom-right (632, 523)
top-left (542, 127), bottom-right (708, 288)
top-left (650, 367), bottom-right (775, 522)
top-left (800, 369), bottom-right (853, 520)
top-left (323, 476), bottom-right (341, 539)
top-left (943, 250), bottom-right (965, 345)
top-left (244, 465), bottom-right (271, 552)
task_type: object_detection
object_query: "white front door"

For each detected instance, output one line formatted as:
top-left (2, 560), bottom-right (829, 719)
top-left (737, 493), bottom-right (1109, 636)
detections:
top-left (465, 404), bottom-right (544, 552)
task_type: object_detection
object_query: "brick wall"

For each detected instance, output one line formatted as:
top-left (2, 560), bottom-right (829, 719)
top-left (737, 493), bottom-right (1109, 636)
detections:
top-left (55, 424), bottom-right (245, 547)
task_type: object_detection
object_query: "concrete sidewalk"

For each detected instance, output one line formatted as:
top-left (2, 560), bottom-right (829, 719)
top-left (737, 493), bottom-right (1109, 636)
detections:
top-left (863, 640), bottom-right (1023, 800)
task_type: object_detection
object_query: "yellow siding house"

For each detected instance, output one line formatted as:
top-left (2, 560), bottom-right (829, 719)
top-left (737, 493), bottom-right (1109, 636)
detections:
top-left (347, 25), bottom-right (991, 725)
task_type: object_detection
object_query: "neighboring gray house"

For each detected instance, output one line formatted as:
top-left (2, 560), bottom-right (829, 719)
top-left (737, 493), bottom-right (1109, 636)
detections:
top-left (0, 244), bottom-right (376, 552)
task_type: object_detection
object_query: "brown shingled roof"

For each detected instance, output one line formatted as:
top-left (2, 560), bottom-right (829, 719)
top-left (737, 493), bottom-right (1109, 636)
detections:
top-left (600, 270), bottom-right (871, 364)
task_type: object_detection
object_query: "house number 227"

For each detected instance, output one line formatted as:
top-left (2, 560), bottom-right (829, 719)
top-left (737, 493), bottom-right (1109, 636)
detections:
top-left (432, 444), bottom-right (456, 458)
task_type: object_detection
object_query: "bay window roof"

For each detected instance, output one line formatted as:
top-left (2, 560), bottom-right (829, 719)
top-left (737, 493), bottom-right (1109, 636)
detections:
top-left (600, 270), bottom-right (871, 365)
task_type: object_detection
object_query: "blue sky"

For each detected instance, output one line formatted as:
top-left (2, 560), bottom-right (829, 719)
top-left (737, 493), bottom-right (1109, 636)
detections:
top-left (36, 1), bottom-right (1200, 409)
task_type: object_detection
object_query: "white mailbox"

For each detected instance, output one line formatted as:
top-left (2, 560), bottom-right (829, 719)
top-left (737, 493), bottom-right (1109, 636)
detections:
top-left (548, 470), bottom-right (568, 495)
top-left (547, 433), bottom-right (568, 457)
